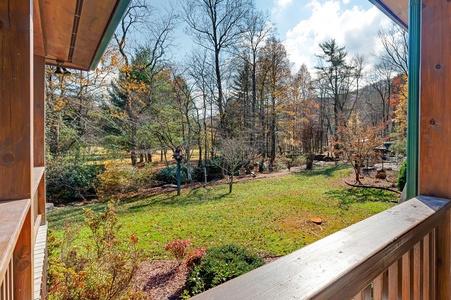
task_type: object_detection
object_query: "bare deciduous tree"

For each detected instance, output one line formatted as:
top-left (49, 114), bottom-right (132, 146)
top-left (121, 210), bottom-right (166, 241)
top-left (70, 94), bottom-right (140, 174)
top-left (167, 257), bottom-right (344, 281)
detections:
top-left (183, 0), bottom-right (253, 134)
top-left (217, 138), bottom-right (257, 193)
top-left (376, 24), bottom-right (408, 77)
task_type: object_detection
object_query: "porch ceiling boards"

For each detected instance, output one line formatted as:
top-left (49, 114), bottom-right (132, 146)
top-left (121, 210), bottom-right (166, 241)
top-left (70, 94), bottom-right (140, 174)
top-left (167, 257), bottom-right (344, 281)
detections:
top-left (369, 0), bottom-right (408, 29)
top-left (33, 0), bottom-right (131, 70)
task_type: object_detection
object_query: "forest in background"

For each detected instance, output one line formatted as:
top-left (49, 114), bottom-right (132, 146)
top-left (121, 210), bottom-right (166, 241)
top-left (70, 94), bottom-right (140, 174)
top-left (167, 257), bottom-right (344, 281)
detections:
top-left (44, 0), bottom-right (408, 201)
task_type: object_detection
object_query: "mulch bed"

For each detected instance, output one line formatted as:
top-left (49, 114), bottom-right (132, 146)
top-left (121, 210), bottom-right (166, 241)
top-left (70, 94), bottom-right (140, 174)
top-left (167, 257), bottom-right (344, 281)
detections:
top-left (133, 254), bottom-right (281, 300)
top-left (133, 260), bottom-right (189, 300)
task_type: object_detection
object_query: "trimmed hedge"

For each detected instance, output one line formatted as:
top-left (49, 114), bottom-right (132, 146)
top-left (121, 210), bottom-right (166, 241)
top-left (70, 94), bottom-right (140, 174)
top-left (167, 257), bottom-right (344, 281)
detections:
top-left (184, 244), bottom-right (264, 296)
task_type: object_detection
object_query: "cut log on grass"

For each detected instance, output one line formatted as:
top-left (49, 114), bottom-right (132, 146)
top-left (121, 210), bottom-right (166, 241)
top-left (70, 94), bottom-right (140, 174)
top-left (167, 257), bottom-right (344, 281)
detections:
top-left (344, 181), bottom-right (401, 194)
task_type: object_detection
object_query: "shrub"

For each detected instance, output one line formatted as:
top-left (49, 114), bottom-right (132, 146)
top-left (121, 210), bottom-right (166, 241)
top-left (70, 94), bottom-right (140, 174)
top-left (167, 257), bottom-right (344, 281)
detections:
top-left (165, 240), bottom-right (191, 261)
top-left (397, 159), bottom-right (407, 191)
top-left (97, 162), bottom-right (155, 198)
top-left (184, 244), bottom-right (264, 296)
top-left (192, 158), bottom-right (224, 182)
top-left (155, 164), bottom-right (187, 184)
top-left (47, 201), bottom-right (145, 299)
top-left (46, 158), bottom-right (102, 202)
top-left (185, 248), bottom-right (206, 268)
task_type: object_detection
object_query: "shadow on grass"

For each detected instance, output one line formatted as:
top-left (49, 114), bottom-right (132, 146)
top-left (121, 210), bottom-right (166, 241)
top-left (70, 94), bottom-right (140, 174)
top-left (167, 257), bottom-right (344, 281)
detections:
top-left (49, 187), bottom-right (230, 227)
top-left (326, 187), bottom-right (398, 208)
top-left (47, 201), bottom-right (109, 229)
top-left (294, 163), bottom-right (350, 178)
top-left (125, 187), bottom-right (229, 213)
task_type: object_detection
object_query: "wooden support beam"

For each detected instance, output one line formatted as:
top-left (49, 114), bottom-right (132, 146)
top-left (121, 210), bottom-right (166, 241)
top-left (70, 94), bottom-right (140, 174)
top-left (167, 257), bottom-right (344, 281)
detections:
top-left (0, 0), bottom-right (33, 201)
top-left (420, 0), bottom-right (451, 198)
top-left (420, 2), bottom-right (451, 298)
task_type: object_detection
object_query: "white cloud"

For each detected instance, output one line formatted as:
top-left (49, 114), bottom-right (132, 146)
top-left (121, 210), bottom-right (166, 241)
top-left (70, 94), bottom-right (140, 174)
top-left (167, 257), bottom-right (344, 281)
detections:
top-left (283, 0), bottom-right (393, 75)
top-left (275, 0), bottom-right (293, 8)
top-left (342, 0), bottom-right (350, 4)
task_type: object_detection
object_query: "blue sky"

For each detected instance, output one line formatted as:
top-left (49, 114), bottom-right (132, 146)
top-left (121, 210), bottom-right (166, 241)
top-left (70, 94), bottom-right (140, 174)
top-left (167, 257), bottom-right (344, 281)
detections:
top-left (163, 0), bottom-right (395, 73)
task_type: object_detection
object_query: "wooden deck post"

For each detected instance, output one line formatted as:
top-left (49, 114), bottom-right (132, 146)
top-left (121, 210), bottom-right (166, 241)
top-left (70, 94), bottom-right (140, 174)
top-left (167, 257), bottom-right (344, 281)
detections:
top-left (34, 55), bottom-right (47, 225)
top-left (0, 0), bottom-right (34, 299)
top-left (0, 0), bottom-right (33, 201)
top-left (420, 0), bottom-right (451, 298)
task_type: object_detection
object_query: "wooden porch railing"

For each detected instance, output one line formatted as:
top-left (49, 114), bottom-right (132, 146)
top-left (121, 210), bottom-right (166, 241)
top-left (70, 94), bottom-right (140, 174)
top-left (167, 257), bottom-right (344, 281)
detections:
top-left (192, 195), bottom-right (451, 300)
top-left (0, 167), bottom-right (47, 300)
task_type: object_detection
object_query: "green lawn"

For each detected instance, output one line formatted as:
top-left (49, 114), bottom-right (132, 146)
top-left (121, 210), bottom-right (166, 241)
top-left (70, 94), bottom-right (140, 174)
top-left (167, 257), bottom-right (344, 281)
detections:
top-left (48, 164), bottom-right (397, 259)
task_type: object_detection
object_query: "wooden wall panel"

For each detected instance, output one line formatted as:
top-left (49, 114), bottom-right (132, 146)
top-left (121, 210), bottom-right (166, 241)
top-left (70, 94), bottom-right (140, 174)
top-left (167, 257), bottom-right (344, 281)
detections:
top-left (420, 0), bottom-right (451, 198)
top-left (0, 0), bottom-right (33, 200)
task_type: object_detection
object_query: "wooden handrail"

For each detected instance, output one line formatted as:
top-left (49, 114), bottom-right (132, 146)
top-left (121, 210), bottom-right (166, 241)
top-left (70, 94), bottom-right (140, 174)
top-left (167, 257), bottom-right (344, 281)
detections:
top-left (192, 196), bottom-right (451, 300)
top-left (0, 200), bottom-right (30, 284)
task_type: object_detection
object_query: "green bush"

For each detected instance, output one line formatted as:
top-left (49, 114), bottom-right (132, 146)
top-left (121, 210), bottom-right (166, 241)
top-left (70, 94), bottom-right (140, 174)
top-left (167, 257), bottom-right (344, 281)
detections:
top-left (97, 162), bottom-right (155, 198)
top-left (46, 158), bottom-right (103, 202)
top-left (184, 244), bottom-right (264, 296)
top-left (155, 164), bottom-right (187, 184)
top-left (397, 159), bottom-right (407, 191)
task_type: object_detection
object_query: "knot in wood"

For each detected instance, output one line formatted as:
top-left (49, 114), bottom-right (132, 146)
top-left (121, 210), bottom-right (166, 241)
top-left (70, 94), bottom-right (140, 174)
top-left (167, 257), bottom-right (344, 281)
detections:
top-left (1, 152), bottom-right (15, 166)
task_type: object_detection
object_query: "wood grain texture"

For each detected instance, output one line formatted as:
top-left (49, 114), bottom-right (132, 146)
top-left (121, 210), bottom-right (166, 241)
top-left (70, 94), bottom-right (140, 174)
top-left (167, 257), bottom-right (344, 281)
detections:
top-left (412, 242), bottom-right (422, 300)
top-left (33, 0), bottom-right (44, 57)
top-left (13, 207), bottom-right (33, 299)
top-left (33, 56), bottom-right (45, 168)
top-left (37, 176), bottom-right (46, 225)
top-left (428, 230), bottom-right (436, 300)
top-left (435, 209), bottom-right (451, 300)
top-left (353, 285), bottom-right (371, 300)
top-left (374, 0), bottom-right (408, 26)
top-left (419, 0), bottom-right (451, 198)
top-left (37, 0), bottom-right (121, 70)
top-left (0, 200), bottom-right (30, 290)
top-left (422, 234), bottom-right (431, 299)
top-left (71, 0), bottom-right (116, 69)
top-left (191, 196), bottom-right (451, 300)
top-left (387, 261), bottom-right (399, 300)
top-left (401, 251), bottom-right (410, 300)
top-left (39, 0), bottom-right (76, 61)
top-left (373, 272), bottom-right (388, 300)
top-left (0, 0), bottom-right (33, 201)
top-left (31, 167), bottom-right (44, 228)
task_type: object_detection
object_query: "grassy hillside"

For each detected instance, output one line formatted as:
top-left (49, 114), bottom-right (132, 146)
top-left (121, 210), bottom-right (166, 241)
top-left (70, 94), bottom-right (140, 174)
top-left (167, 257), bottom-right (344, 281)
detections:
top-left (48, 164), bottom-right (397, 259)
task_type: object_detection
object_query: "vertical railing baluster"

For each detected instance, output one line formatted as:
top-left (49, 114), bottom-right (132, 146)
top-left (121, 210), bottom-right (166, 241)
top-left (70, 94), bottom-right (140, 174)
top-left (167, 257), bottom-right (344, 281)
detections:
top-left (388, 261), bottom-right (399, 299)
top-left (413, 242), bottom-right (422, 300)
top-left (402, 250), bottom-right (410, 299)
top-left (428, 229), bottom-right (436, 300)
top-left (423, 233), bottom-right (430, 299)
top-left (353, 284), bottom-right (371, 300)
top-left (373, 271), bottom-right (388, 300)
top-left (9, 259), bottom-right (13, 300)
